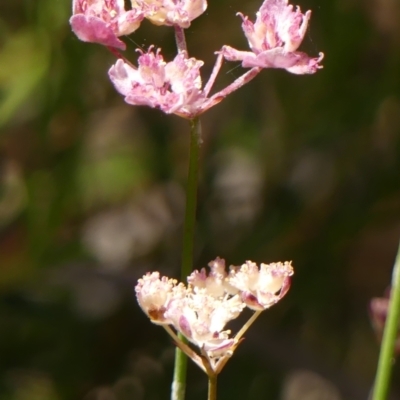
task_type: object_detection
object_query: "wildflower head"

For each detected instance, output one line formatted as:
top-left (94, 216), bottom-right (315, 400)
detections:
top-left (165, 289), bottom-right (245, 356)
top-left (108, 48), bottom-right (206, 118)
top-left (188, 257), bottom-right (228, 297)
top-left (135, 257), bottom-right (294, 372)
top-left (135, 272), bottom-right (186, 324)
top-left (241, 0), bottom-right (311, 54)
top-left (221, 0), bottom-right (323, 74)
top-left (227, 261), bottom-right (293, 310)
top-left (70, 0), bottom-right (144, 50)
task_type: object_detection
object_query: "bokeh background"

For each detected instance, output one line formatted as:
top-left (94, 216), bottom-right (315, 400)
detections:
top-left (1, 0), bottom-right (400, 399)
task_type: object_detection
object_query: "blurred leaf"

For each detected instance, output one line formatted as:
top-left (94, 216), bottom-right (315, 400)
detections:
top-left (78, 155), bottom-right (149, 208)
top-left (0, 29), bottom-right (50, 127)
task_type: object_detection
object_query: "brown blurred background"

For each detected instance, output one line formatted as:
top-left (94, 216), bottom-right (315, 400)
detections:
top-left (1, 0), bottom-right (400, 399)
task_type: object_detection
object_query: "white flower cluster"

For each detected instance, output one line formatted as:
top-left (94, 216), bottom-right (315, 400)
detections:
top-left (135, 258), bottom-right (293, 372)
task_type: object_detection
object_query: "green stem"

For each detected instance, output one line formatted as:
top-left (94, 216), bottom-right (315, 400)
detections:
top-left (372, 243), bottom-right (400, 400)
top-left (171, 345), bottom-right (187, 400)
top-left (171, 117), bottom-right (202, 400)
top-left (181, 117), bottom-right (201, 280)
top-left (208, 374), bottom-right (217, 400)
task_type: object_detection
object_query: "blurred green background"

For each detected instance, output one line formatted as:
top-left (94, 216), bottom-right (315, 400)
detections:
top-left (1, 0), bottom-right (400, 399)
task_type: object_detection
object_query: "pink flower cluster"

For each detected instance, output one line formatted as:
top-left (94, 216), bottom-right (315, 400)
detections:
top-left (70, 0), bottom-right (207, 49)
top-left (70, 0), bottom-right (323, 118)
top-left (135, 258), bottom-right (293, 365)
top-left (221, 0), bottom-right (324, 74)
top-left (109, 49), bottom-right (207, 118)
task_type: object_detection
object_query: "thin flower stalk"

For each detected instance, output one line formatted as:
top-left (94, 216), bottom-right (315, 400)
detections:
top-left (174, 25), bottom-right (188, 53)
top-left (372, 243), bottom-right (400, 400)
top-left (203, 53), bottom-right (224, 97)
top-left (204, 67), bottom-right (262, 109)
top-left (171, 117), bottom-right (202, 400)
top-left (180, 117), bottom-right (202, 280)
top-left (214, 310), bottom-right (262, 374)
top-left (207, 374), bottom-right (217, 400)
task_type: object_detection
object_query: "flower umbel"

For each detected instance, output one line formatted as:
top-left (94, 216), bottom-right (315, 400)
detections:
top-left (188, 257), bottom-right (229, 297)
top-left (166, 290), bottom-right (245, 357)
top-left (221, 0), bottom-right (323, 74)
top-left (227, 261), bottom-right (293, 310)
top-left (135, 258), bottom-right (293, 374)
top-left (70, 0), bottom-right (144, 50)
top-left (109, 48), bottom-right (207, 118)
top-left (135, 272), bottom-right (187, 324)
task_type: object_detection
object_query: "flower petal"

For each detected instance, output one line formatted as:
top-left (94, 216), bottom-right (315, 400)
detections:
top-left (109, 48), bottom-right (207, 117)
top-left (70, 14), bottom-right (126, 49)
top-left (70, 0), bottom-right (144, 48)
top-left (225, 0), bottom-right (323, 74)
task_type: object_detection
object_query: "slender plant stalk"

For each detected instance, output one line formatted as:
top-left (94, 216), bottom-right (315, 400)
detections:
top-left (174, 25), bottom-right (187, 53)
top-left (234, 310), bottom-right (262, 343)
top-left (171, 117), bottom-right (202, 400)
top-left (214, 310), bottom-right (262, 374)
top-left (208, 375), bottom-right (217, 400)
top-left (181, 117), bottom-right (201, 278)
top-left (371, 243), bottom-right (400, 400)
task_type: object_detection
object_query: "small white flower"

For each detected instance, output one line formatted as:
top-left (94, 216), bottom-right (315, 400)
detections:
top-left (227, 261), bottom-right (293, 310)
top-left (187, 257), bottom-right (228, 297)
top-left (135, 257), bottom-right (294, 371)
top-left (165, 289), bottom-right (245, 357)
top-left (134, 0), bottom-right (207, 28)
top-left (135, 272), bottom-right (187, 324)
